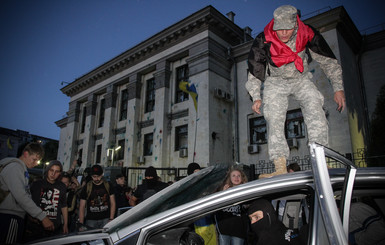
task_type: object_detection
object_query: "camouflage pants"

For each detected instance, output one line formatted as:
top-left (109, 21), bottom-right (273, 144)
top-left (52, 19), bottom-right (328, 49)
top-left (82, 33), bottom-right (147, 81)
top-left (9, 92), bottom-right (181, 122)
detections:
top-left (263, 74), bottom-right (328, 160)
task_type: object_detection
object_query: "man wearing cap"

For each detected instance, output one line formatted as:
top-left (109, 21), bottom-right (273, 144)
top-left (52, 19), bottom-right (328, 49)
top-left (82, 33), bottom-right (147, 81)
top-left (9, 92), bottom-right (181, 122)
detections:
top-left (78, 164), bottom-right (115, 229)
top-left (114, 174), bottom-right (131, 216)
top-left (246, 5), bottom-right (345, 178)
top-left (129, 166), bottom-right (168, 206)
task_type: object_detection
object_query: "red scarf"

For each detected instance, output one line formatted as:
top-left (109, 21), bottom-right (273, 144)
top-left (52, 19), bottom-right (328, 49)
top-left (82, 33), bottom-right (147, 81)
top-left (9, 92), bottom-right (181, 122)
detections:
top-left (264, 15), bottom-right (314, 72)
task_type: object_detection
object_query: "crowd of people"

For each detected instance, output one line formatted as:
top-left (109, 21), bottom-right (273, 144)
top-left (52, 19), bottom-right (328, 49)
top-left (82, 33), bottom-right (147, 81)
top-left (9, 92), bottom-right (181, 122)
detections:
top-left (0, 142), bottom-right (295, 244)
top-left (0, 143), bottom-right (167, 243)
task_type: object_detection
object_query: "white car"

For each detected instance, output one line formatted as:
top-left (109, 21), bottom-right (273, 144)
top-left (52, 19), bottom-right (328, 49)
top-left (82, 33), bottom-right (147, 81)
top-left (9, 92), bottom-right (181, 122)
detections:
top-left (29, 143), bottom-right (385, 245)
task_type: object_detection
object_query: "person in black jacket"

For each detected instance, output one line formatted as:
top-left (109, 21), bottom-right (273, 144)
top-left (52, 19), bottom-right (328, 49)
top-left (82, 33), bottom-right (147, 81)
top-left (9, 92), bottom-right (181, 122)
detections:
top-left (129, 166), bottom-right (168, 206)
top-left (114, 174), bottom-right (131, 216)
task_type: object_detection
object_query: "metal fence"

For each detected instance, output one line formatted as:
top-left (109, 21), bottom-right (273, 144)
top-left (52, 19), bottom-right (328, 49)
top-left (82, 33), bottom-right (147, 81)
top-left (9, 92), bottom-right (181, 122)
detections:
top-left (116, 148), bottom-right (384, 188)
top-left (252, 148), bottom-right (385, 176)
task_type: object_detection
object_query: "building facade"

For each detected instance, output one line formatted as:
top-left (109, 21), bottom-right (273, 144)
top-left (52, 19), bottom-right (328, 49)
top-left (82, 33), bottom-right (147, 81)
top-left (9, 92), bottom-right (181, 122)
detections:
top-left (56, 6), bottom-right (385, 180)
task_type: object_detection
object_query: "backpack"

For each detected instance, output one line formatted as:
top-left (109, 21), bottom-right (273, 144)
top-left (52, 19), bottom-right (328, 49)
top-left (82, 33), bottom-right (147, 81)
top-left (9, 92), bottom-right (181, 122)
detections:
top-left (142, 189), bottom-right (157, 201)
top-left (86, 180), bottom-right (110, 200)
top-left (0, 159), bottom-right (17, 204)
top-left (142, 181), bottom-right (168, 201)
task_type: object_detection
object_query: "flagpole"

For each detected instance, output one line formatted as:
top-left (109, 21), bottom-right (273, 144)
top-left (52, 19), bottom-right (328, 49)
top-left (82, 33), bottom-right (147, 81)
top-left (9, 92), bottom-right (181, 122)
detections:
top-left (193, 109), bottom-right (197, 162)
top-left (179, 80), bottom-right (198, 163)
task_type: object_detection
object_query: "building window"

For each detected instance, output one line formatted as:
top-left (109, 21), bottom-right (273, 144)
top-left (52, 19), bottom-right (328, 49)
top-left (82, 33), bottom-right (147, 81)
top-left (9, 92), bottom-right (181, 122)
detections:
top-left (175, 65), bottom-right (189, 103)
top-left (78, 149), bottom-right (83, 164)
top-left (175, 125), bottom-right (188, 151)
top-left (144, 133), bottom-right (153, 156)
top-left (120, 89), bottom-right (128, 121)
top-left (117, 139), bottom-right (125, 160)
top-left (285, 109), bottom-right (305, 138)
top-left (81, 106), bottom-right (87, 133)
top-left (145, 78), bottom-right (155, 113)
top-left (96, 144), bottom-right (102, 164)
top-left (249, 117), bottom-right (267, 144)
top-left (98, 99), bottom-right (106, 128)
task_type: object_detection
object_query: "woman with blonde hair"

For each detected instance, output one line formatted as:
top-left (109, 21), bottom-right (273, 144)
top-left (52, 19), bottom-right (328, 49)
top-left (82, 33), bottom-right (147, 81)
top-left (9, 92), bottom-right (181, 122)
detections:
top-left (221, 167), bottom-right (248, 191)
top-left (215, 167), bottom-right (249, 245)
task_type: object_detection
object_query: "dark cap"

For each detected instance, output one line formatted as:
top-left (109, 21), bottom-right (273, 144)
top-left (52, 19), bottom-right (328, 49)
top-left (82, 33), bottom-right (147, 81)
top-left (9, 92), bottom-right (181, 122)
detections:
top-left (115, 174), bottom-right (124, 180)
top-left (90, 164), bottom-right (103, 176)
top-left (273, 5), bottom-right (297, 30)
top-left (187, 162), bottom-right (201, 175)
top-left (145, 166), bottom-right (158, 178)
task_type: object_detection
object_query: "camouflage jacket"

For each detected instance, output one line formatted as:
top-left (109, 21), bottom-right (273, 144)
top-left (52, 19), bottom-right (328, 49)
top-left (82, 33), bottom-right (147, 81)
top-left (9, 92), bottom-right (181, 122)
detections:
top-left (246, 26), bottom-right (344, 102)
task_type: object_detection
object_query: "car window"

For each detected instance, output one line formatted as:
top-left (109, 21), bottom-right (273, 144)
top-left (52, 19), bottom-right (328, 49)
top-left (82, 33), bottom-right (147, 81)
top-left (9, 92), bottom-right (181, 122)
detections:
top-left (144, 189), bottom-right (314, 245)
top-left (334, 181), bottom-right (385, 245)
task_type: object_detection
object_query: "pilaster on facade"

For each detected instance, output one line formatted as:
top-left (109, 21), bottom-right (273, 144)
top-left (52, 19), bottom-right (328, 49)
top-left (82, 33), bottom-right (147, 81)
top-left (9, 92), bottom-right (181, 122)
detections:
top-left (154, 60), bottom-right (171, 89)
top-left (102, 85), bottom-right (118, 166)
top-left (152, 61), bottom-right (172, 168)
top-left (67, 101), bottom-right (81, 124)
top-left (104, 85), bottom-right (117, 109)
top-left (82, 95), bottom-right (97, 166)
top-left (128, 74), bottom-right (142, 100)
top-left (124, 95), bottom-right (142, 168)
top-left (187, 38), bottom-right (232, 80)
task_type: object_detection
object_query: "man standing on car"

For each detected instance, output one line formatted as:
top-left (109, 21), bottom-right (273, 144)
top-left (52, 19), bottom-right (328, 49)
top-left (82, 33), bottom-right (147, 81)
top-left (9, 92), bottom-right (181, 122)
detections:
top-left (246, 5), bottom-right (345, 178)
top-left (25, 160), bottom-right (68, 241)
top-left (0, 142), bottom-right (54, 244)
top-left (78, 165), bottom-right (115, 229)
top-left (129, 166), bottom-right (168, 206)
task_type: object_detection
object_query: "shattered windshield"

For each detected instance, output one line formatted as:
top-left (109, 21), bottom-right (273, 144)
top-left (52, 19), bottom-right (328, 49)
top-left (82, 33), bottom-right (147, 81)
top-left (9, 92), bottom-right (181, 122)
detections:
top-left (106, 164), bottom-right (228, 232)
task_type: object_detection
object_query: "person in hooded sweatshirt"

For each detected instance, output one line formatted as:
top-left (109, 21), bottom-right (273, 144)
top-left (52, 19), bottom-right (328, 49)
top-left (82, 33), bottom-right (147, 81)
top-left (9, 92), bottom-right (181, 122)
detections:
top-left (247, 199), bottom-right (304, 245)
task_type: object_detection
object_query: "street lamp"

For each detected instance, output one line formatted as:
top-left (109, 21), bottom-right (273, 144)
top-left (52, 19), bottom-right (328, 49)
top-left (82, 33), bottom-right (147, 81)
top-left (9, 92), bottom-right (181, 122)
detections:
top-left (107, 146), bottom-right (122, 166)
top-left (42, 161), bottom-right (49, 176)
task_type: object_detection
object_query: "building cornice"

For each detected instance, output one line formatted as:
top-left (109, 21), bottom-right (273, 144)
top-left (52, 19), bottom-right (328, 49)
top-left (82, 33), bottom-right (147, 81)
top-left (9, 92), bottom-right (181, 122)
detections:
top-left (303, 6), bottom-right (362, 53)
top-left (55, 117), bottom-right (68, 129)
top-left (61, 5), bottom-right (250, 98)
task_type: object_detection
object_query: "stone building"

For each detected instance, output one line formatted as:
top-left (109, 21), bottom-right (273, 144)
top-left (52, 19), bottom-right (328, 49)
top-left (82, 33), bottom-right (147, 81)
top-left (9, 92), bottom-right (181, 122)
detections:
top-left (0, 126), bottom-right (58, 162)
top-left (56, 5), bottom-right (385, 182)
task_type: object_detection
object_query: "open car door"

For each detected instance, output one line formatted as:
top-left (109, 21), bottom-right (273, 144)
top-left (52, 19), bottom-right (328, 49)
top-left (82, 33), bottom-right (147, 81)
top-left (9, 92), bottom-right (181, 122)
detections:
top-left (309, 143), bottom-right (357, 244)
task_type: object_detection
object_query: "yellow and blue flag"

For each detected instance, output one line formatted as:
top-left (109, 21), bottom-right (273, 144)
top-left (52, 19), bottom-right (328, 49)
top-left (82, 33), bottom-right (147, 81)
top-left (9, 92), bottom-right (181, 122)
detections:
top-left (7, 137), bottom-right (13, 150)
top-left (179, 81), bottom-right (198, 111)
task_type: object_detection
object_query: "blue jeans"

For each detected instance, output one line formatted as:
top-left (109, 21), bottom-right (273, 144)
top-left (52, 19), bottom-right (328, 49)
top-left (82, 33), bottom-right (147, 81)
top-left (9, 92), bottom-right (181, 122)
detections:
top-left (86, 218), bottom-right (109, 229)
top-left (218, 234), bottom-right (244, 245)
